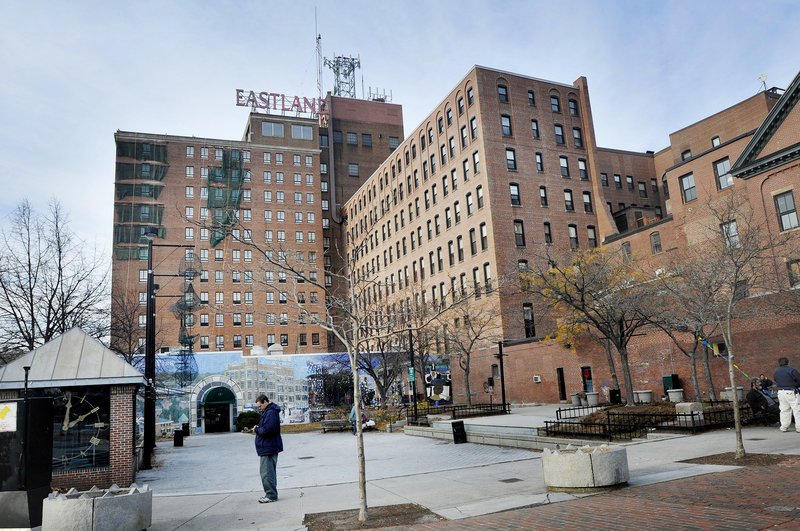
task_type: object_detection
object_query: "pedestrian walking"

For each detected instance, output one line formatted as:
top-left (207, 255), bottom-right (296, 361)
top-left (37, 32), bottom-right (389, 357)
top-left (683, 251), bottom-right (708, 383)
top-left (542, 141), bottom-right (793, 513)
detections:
top-left (773, 357), bottom-right (800, 432)
top-left (253, 394), bottom-right (283, 503)
top-left (349, 403), bottom-right (358, 435)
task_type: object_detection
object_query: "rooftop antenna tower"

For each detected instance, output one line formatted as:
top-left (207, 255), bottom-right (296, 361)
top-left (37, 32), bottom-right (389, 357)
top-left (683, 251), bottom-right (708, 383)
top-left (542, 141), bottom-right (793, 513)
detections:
top-left (758, 73), bottom-right (768, 93)
top-left (315, 10), bottom-right (322, 100)
top-left (324, 54), bottom-right (361, 98)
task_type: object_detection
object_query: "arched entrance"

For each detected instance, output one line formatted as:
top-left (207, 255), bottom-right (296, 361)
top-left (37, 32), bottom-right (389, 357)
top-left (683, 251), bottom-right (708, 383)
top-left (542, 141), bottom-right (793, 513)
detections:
top-left (189, 376), bottom-right (244, 434)
top-left (201, 386), bottom-right (236, 433)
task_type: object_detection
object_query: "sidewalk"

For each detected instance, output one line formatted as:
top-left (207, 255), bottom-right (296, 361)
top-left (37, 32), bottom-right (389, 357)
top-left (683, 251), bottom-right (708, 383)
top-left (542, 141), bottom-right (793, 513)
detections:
top-left (141, 405), bottom-right (800, 530)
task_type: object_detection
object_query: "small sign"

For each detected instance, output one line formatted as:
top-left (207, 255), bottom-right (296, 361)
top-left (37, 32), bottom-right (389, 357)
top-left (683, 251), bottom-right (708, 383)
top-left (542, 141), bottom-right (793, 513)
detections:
top-left (408, 367), bottom-right (415, 382)
top-left (0, 402), bottom-right (17, 432)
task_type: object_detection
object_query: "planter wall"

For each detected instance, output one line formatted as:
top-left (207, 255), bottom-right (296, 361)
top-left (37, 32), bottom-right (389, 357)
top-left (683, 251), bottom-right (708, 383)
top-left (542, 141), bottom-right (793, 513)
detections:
top-left (542, 444), bottom-right (629, 489)
top-left (586, 392), bottom-right (600, 406)
top-left (667, 389), bottom-right (685, 402)
top-left (634, 390), bottom-right (653, 404)
top-left (42, 484), bottom-right (152, 531)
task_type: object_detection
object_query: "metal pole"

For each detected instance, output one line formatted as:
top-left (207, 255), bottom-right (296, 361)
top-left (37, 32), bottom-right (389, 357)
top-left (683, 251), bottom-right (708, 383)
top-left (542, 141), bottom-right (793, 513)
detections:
top-left (143, 236), bottom-right (156, 470)
top-left (409, 328), bottom-right (417, 421)
top-left (22, 366), bottom-right (30, 490)
top-left (496, 342), bottom-right (507, 413)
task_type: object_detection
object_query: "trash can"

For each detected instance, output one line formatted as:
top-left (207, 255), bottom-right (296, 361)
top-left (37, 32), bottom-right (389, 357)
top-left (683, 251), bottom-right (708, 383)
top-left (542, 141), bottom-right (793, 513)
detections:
top-left (174, 431), bottom-right (184, 447)
top-left (451, 420), bottom-right (467, 444)
top-left (609, 389), bottom-right (621, 404)
top-left (182, 422), bottom-right (190, 436)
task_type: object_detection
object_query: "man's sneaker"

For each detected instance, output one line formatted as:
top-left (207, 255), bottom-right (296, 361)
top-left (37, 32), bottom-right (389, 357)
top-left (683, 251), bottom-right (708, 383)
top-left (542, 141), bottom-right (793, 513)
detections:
top-left (780, 427), bottom-right (789, 432)
top-left (258, 496), bottom-right (276, 503)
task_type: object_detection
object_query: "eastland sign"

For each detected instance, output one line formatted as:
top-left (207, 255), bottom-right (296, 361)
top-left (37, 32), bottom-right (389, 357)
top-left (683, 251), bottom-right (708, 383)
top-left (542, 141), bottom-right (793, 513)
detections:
top-left (235, 89), bottom-right (326, 115)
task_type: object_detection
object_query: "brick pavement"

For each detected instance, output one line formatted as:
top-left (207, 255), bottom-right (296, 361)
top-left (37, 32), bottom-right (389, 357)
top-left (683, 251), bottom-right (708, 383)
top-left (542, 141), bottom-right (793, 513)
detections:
top-left (384, 457), bottom-right (800, 530)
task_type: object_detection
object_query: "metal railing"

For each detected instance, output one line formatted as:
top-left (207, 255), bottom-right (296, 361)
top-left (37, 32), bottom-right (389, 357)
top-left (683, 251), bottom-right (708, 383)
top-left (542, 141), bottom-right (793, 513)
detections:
top-left (406, 403), bottom-right (508, 425)
top-left (545, 404), bottom-right (750, 441)
top-left (556, 404), bottom-right (604, 420)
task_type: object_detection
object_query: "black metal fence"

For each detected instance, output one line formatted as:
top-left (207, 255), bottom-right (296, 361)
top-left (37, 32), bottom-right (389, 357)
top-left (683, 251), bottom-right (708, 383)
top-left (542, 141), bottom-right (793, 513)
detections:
top-left (544, 403), bottom-right (750, 441)
top-left (556, 404), bottom-right (604, 420)
top-left (406, 403), bottom-right (508, 425)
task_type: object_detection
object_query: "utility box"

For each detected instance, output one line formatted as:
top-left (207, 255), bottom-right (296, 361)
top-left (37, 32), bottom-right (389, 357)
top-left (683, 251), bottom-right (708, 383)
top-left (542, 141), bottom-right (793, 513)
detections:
top-left (609, 389), bottom-right (622, 404)
top-left (662, 374), bottom-right (680, 395)
top-left (451, 420), bottom-right (467, 444)
top-left (182, 422), bottom-right (190, 436)
top-left (174, 430), bottom-right (184, 447)
top-left (0, 397), bottom-right (54, 529)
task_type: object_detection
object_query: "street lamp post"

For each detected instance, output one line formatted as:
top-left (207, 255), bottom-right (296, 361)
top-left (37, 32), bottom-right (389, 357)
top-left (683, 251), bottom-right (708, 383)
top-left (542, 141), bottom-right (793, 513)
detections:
top-left (496, 341), bottom-right (507, 414)
top-left (142, 226), bottom-right (159, 470)
top-left (409, 327), bottom-right (417, 421)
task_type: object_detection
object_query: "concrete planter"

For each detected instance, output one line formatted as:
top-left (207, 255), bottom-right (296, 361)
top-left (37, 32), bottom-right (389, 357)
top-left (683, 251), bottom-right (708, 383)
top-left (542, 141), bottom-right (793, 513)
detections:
top-left (42, 484), bottom-right (152, 531)
top-left (634, 390), bottom-right (653, 404)
top-left (542, 444), bottom-right (629, 489)
top-left (667, 388), bottom-right (685, 402)
top-left (570, 393), bottom-right (581, 406)
top-left (586, 392), bottom-right (600, 406)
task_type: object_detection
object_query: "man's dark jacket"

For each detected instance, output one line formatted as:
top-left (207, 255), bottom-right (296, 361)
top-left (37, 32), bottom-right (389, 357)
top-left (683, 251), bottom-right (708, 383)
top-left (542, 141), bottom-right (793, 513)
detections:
top-left (773, 366), bottom-right (800, 391)
top-left (254, 402), bottom-right (283, 456)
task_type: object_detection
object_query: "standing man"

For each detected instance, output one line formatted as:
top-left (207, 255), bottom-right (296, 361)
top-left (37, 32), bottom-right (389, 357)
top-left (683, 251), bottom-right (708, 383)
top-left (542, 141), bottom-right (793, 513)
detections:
top-left (773, 357), bottom-right (800, 432)
top-left (253, 394), bottom-right (283, 503)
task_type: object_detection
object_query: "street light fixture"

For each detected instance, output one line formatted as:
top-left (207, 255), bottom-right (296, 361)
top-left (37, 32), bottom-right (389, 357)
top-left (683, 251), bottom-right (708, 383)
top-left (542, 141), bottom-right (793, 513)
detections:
top-left (142, 226), bottom-right (159, 470)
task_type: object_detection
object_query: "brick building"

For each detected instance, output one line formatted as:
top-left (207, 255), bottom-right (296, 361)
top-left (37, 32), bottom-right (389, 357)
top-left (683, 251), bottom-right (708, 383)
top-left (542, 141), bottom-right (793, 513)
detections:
top-left (344, 65), bottom-right (800, 405)
top-left (111, 94), bottom-right (402, 359)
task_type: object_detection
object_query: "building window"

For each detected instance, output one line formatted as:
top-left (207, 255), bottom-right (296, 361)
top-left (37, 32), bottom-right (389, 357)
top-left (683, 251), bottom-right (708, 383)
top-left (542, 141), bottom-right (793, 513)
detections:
top-left (560, 156), bottom-right (569, 177)
top-left (470, 117), bottom-right (478, 139)
top-left (587, 226), bottom-right (597, 248)
top-left (776, 191), bottom-right (799, 231)
top-left (262, 121), bottom-right (284, 137)
top-left (564, 189), bottom-right (574, 212)
top-left (638, 181), bottom-right (648, 198)
top-left (528, 90), bottom-right (535, 105)
top-left (681, 149), bottom-right (692, 161)
top-left (362, 133), bottom-right (372, 147)
top-left (185, 186), bottom-right (194, 198)
top-left (510, 183), bottom-right (521, 206)
top-left (550, 95), bottom-right (560, 113)
top-left (523, 303), bottom-right (535, 338)
top-left (480, 223), bottom-right (488, 250)
top-left (573, 128), bottom-right (583, 148)
top-left (714, 157), bottom-right (733, 190)
top-left (712, 136), bottom-right (721, 147)
top-left (476, 185), bottom-right (484, 208)
top-left (348, 163), bottom-right (359, 177)
top-left (497, 84), bottom-right (508, 102)
top-left (583, 191), bottom-right (593, 213)
top-left (473, 151), bottom-right (480, 173)
top-left (513, 220), bottom-right (526, 247)
top-left (680, 173), bottom-right (697, 203)
top-left (662, 176), bottom-right (670, 199)
top-left (569, 99), bottom-right (579, 116)
top-left (787, 259), bottom-right (800, 287)
top-left (544, 222), bottom-right (552, 244)
top-left (626, 176), bottom-right (634, 190)
top-left (554, 125), bottom-right (565, 145)
top-left (568, 224), bottom-right (579, 249)
top-left (531, 119), bottom-right (540, 139)
top-left (650, 231), bottom-right (662, 254)
top-left (457, 96), bottom-right (464, 115)
top-left (506, 148), bottom-right (517, 170)
top-left (614, 174), bottom-right (622, 189)
top-left (535, 153), bottom-right (543, 172)
top-left (346, 132), bottom-right (358, 145)
top-left (201, 147), bottom-right (209, 159)
top-left (622, 242), bottom-right (632, 262)
top-left (467, 87), bottom-right (474, 105)
top-left (721, 220), bottom-right (740, 249)
top-left (501, 115), bottom-right (512, 136)
top-left (540, 186), bottom-right (548, 207)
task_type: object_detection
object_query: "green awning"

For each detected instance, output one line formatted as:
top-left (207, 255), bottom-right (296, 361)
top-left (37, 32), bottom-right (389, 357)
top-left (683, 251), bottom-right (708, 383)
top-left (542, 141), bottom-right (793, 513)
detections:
top-left (201, 386), bottom-right (235, 405)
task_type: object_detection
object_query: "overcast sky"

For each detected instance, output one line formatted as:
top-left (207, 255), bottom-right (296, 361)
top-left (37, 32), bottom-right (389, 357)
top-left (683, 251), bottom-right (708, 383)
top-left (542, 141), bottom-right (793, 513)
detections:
top-left (1, 0), bottom-right (799, 252)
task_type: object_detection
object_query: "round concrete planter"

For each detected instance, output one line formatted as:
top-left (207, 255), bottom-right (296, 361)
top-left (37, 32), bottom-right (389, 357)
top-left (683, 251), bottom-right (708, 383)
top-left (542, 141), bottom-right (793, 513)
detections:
top-left (542, 444), bottom-right (629, 490)
top-left (570, 393), bottom-right (581, 406)
top-left (667, 388), bottom-right (685, 402)
top-left (586, 392), bottom-right (600, 406)
top-left (634, 390), bottom-right (653, 404)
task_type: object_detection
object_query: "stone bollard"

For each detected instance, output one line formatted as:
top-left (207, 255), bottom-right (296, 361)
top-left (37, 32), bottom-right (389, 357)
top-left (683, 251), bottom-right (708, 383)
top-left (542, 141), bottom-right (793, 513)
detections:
top-left (675, 401), bottom-right (704, 426)
top-left (42, 484), bottom-right (152, 531)
top-left (542, 444), bottom-right (629, 490)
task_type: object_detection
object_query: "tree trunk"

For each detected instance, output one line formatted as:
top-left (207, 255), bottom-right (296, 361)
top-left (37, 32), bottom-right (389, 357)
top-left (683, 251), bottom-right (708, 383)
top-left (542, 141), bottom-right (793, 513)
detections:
top-left (463, 355), bottom-right (472, 407)
top-left (350, 347), bottom-right (368, 522)
top-left (617, 346), bottom-right (635, 405)
top-left (723, 326), bottom-right (745, 459)
top-left (603, 340), bottom-right (619, 391)
top-left (689, 341), bottom-right (701, 400)
top-left (701, 344), bottom-right (716, 400)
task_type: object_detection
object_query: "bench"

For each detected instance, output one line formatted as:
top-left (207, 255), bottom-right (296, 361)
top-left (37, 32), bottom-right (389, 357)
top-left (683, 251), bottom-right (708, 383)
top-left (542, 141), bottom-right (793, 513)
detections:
top-left (321, 418), bottom-right (351, 433)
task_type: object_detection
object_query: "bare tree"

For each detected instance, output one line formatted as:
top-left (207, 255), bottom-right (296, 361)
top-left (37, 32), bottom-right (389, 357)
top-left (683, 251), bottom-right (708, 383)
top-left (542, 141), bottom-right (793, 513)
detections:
top-left (677, 191), bottom-right (792, 458)
top-left (641, 253), bottom-right (724, 400)
top-left (0, 199), bottom-right (108, 352)
top-left (109, 290), bottom-right (146, 370)
top-left (521, 246), bottom-right (653, 405)
top-left (440, 291), bottom-right (502, 406)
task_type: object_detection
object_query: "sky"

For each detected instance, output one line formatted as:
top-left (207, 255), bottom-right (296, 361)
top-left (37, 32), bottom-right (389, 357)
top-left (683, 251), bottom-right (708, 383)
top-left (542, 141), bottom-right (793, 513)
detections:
top-left (1, 0), bottom-right (799, 253)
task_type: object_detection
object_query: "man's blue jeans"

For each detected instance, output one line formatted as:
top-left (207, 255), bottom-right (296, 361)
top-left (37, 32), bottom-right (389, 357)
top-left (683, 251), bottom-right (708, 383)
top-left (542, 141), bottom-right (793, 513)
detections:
top-left (260, 454), bottom-right (278, 500)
